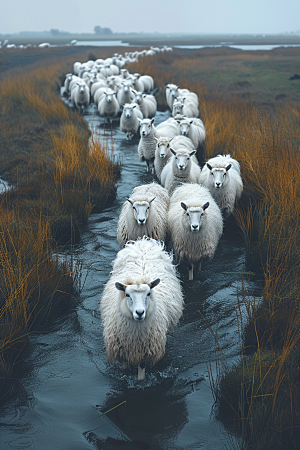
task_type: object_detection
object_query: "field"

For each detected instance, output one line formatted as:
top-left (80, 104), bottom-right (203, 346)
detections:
top-left (1, 44), bottom-right (300, 449)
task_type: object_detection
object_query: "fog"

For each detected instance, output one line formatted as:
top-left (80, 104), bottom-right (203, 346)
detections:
top-left (1, 0), bottom-right (299, 35)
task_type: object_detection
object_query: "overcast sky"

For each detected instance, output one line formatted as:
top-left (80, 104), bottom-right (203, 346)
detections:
top-left (1, 0), bottom-right (299, 35)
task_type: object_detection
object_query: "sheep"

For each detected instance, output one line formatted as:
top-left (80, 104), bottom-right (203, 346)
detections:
top-left (120, 103), bottom-right (143, 139)
top-left (137, 118), bottom-right (160, 173)
top-left (71, 82), bottom-right (90, 112)
top-left (177, 118), bottom-right (206, 163)
top-left (199, 154), bottom-right (243, 218)
top-left (117, 183), bottom-right (169, 246)
top-left (156, 118), bottom-right (180, 138)
top-left (139, 75), bottom-right (154, 93)
top-left (97, 89), bottom-right (120, 122)
top-left (160, 147), bottom-right (201, 195)
top-left (117, 81), bottom-right (135, 106)
top-left (131, 73), bottom-right (145, 92)
top-left (172, 98), bottom-right (199, 119)
top-left (133, 91), bottom-right (157, 119)
top-left (166, 84), bottom-right (189, 110)
top-left (168, 183), bottom-right (223, 280)
top-left (154, 135), bottom-right (194, 181)
top-left (100, 237), bottom-right (184, 380)
top-left (63, 73), bottom-right (73, 95)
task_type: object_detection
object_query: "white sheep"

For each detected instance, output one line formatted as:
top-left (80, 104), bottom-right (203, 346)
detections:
top-left (133, 91), bottom-right (157, 119)
top-left (100, 237), bottom-right (184, 380)
top-left (117, 183), bottom-right (169, 246)
top-left (120, 103), bottom-right (143, 139)
top-left (71, 82), bottom-right (90, 112)
top-left (177, 118), bottom-right (206, 160)
top-left (117, 81), bottom-right (135, 106)
top-left (199, 154), bottom-right (243, 218)
top-left (160, 147), bottom-right (201, 195)
top-left (166, 84), bottom-right (192, 110)
top-left (137, 118), bottom-right (160, 173)
top-left (154, 135), bottom-right (194, 182)
top-left (139, 75), bottom-right (154, 93)
top-left (97, 89), bottom-right (120, 122)
top-left (168, 183), bottom-right (223, 280)
top-left (63, 73), bottom-right (73, 95)
top-left (172, 97), bottom-right (199, 119)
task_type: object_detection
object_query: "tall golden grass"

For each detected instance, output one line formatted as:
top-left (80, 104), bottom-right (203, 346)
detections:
top-left (133, 55), bottom-right (300, 448)
top-left (0, 55), bottom-right (116, 396)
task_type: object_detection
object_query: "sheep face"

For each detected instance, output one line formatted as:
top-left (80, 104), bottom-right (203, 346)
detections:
top-left (156, 139), bottom-right (173, 158)
top-left (172, 101), bottom-right (184, 116)
top-left (139, 119), bottom-right (154, 137)
top-left (127, 198), bottom-right (155, 225)
top-left (123, 104), bottom-right (136, 118)
top-left (178, 120), bottom-right (193, 137)
top-left (181, 203), bottom-right (210, 232)
top-left (134, 92), bottom-right (143, 104)
top-left (115, 279), bottom-right (160, 321)
top-left (207, 164), bottom-right (232, 189)
top-left (104, 91), bottom-right (116, 103)
top-left (171, 149), bottom-right (196, 171)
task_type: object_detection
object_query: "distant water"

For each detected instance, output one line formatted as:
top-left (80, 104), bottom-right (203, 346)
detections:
top-left (74, 40), bottom-right (300, 51)
top-left (75, 40), bottom-right (130, 47)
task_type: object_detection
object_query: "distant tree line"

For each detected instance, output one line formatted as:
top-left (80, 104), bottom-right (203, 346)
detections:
top-left (94, 26), bottom-right (113, 35)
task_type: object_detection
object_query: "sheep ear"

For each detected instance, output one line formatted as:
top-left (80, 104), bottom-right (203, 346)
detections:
top-left (226, 164), bottom-right (232, 171)
top-left (154, 136), bottom-right (159, 141)
top-left (203, 202), bottom-right (210, 211)
top-left (126, 197), bottom-right (133, 205)
top-left (206, 163), bottom-right (212, 171)
top-left (181, 202), bottom-right (187, 211)
top-left (149, 196), bottom-right (156, 203)
top-left (151, 118), bottom-right (155, 124)
top-left (190, 150), bottom-right (196, 157)
top-left (115, 282), bottom-right (126, 292)
top-left (138, 117), bottom-right (143, 123)
top-left (149, 278), bottom-right (160, 289)
top-left (170, 148), bottom-right (176, 156)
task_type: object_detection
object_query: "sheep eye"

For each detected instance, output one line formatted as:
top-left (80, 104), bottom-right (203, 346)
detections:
top-left (186, 213), bottom-right (189, 216)
top-left (147, 292), bottom-right (151, 296)
top-left (125, 293), bottom-right (130, 298)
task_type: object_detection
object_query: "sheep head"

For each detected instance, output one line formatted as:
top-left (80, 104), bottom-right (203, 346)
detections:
top-left (139, 118), bottom-right (154, 137)
top-left (115, 279), bottom-right (160, 321)
top-left (156, 137), bottom-right (174, 159)
top-left (126, 198), bottom-right (155, 225)
top-left (170, 149), bottom-right (196, 171)
top-left (181, 203), bottom-right (209, 232)
top-left (207, 163), bottom-right (231, 189)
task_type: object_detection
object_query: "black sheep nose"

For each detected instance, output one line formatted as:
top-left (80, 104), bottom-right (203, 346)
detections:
top-left (136, 310), bottom-right (144, 318)
top-left (192, 224), bottom-right (198, 230)
top-left (216, 182), bottom-right (221, 187)
top-left (139, 218), bottom-right (145, 224)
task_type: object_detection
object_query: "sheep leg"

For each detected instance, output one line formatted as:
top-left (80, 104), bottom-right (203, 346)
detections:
top-left (188, 263), bottom-right (194, 281)
top-left (198, 261), bottom-right (202, 272)
top-left (138, 364), bottom-right (145, 381)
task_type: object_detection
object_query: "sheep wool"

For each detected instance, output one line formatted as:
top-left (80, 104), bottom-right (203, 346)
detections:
top-left (100, 237), bottom-right (184, 380)
top-left (117, 183), bottom-right (169, 246)
top-left (199, 154), bottom-right (243, 217)
top-left (168, 183), bottom-right (223, 279)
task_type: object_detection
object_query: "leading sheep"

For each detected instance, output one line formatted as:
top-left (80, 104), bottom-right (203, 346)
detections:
top-left (100, 238), bottom-right (184, 380)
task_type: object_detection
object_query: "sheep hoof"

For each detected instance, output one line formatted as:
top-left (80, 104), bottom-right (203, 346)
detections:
top-left (138, 365), bottom-right (145, 381)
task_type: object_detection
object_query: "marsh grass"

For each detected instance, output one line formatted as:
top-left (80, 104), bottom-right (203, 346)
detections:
top-left (141, 52), bottom-right (300, 448)
top-left (0, 50), bottom-right (118, 400)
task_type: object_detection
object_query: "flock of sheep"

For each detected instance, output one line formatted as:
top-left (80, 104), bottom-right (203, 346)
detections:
top-left (63, 47), bottom-right (243, 381)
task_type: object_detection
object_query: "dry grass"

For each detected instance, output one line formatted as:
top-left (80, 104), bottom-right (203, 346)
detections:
top-left (136, 51), bottom-right (300, 448)
top-left (0, 50), bottom-right (117, 399)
